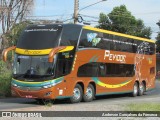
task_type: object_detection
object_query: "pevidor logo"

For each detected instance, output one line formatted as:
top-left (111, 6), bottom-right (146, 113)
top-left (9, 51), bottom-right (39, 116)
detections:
top-left (104, 50), bottom-right (126, 62)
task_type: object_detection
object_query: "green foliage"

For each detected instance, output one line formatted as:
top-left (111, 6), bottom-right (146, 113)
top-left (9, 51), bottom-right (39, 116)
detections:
top-left (0, 60), bottom-right (12, 97)
top-left (156, 21), bottom-right (160, 52)
top-left (97, 5), bottom-right (152, 39)
top-left (156, 33), bottom-right (160, 52)
top-left (4, 21), bottom-right (32, 47)
top-left (0, 21), bottom-right (32, 97)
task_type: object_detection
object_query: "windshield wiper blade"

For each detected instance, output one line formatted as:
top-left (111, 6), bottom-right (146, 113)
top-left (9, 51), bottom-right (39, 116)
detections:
top-left (14, 74), bottom-right (25, 79)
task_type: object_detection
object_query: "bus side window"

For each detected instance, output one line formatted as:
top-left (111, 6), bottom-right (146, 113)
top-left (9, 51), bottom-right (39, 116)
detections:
top-left (56, 59), bottom-right (72, 77)
top-left (60, 25), bottom-right (81, 46)
top-left (98, 63), bottom-right (106, 77)
top-left (105, 63), bottom-right (135, 77)
top-left (150, 67), bottom-right (155, 74)
top-left (77, 63), bottom-right (98, 77)
top-left (79, 30), bottom-right (100, 48)
top-left (56, 60), bottom-right (64, 77)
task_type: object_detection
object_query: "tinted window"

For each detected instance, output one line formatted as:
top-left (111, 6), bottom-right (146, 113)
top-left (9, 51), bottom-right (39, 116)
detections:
top-left (79, 30), bottom-right (101, 48)
top-left (77, 62), bottom-right (135, 77)
top-left (106, 63), bottom-right (135, 77)
top-left (136, 41), bottom-right (155, 55)
top-left (77, 62), bottom-right (98, 77)
top-left (100, 34), bottom-right (113, 50)
top-left (55, 55), bottom-right (73, 77)
top-left (150, 67), bottom-right (155, 74)
top-left (149, 43), bottom-right (155, 55)
top-left (60, 25), bottom-right (82, 46)
top-left (79, 29), bottom-right (155, 55)
top-left (17, 25), bottom-right (62, 49)
top-left (98, 63), bottom-right (106, 77)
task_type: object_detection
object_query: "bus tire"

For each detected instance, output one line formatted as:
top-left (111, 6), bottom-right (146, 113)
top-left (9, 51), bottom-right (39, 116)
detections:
top-left (138, 82), bottom-right (145, 96)
top-left (83, 84), bottom-right (95, 102)
top-left (131, 82), bottom-right (138, 97)
top-left (35, 99), bottom-right (44, 104)
top-left (69, 84), bottom-right (83, 103)
top-left (35, 99), bottom-right (53, 105)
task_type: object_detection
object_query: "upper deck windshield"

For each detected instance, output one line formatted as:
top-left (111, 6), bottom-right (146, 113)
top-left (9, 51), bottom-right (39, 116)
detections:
top-left (17, 25), bottom-right (62, 49)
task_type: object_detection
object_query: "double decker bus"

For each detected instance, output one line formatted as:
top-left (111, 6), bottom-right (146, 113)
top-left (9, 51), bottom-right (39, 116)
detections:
top-left (3, 24), bottom-right (156, 103)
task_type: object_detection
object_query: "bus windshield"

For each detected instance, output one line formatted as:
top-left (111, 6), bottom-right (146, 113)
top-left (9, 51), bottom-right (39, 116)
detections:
top-left (13, 54), bottom-right (55, 81)
top-left (17, 25), bottom-right (62, 49)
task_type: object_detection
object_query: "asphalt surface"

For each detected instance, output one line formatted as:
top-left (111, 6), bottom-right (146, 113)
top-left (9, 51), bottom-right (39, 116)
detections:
top-left (0, 80), bottom-right (160, 111)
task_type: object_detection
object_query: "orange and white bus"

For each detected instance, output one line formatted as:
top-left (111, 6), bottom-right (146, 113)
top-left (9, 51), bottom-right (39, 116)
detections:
top-left (3, 24), bottom-right (156, 103)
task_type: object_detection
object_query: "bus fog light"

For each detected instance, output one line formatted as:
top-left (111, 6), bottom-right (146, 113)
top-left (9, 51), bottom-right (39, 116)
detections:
top-left (45, 92), bottom-right (52, 96)
top-left (11, 90), bottom-right (16, 95)
top-left (12, 83), bottom-right (17, 87)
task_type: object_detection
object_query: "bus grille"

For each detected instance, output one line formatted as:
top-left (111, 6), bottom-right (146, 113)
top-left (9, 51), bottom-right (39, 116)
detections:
top-left (17, 86), bottom-right (43, 91)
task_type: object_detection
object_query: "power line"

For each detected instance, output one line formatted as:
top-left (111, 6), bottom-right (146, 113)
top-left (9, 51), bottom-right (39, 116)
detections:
top-left (25, 14), bottom-right (72, 18)
top-left (80, 14), bottom-right (159, 28)
top-left (24, 12), bottom-right (160, 18)
top-left (63, 18), bottom-right (74, 22)
top-left (79, 14), bottom-right (99, 19)
top-left (133, 11), bottom-right (160, 15)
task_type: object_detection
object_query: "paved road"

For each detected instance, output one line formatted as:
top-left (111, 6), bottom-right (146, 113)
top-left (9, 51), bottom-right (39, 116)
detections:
top-left (0, 80), bottom-right (160, 111)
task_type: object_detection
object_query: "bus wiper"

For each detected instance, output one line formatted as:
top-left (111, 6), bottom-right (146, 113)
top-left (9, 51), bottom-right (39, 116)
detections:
top-left (14, 71), bottom-right (30, 79)
top-left (14, 74), bottom-right (26, 79)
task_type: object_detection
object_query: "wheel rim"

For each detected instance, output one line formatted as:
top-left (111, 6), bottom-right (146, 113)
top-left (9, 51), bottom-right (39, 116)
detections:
top-left (134, 84), bottom-right (138, 95)
top-left (73, 88), bottom-right (81, 100)
top-left (140, 84), bottom-right (144, 94)
top-left (85, 87), bottom-right (93, 99)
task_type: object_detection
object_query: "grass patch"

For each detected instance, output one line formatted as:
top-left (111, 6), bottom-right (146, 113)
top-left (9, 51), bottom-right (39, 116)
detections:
top-left (45, 102), bottom-right (53, 107)
top-left (127, 103), bottom-right (160, 111)
top-left (0, 60), bottom-right (12, 97)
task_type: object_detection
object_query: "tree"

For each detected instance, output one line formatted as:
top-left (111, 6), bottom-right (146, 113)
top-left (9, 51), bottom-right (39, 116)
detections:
top-left (97, 5), bottom-right (152, 39)
top-left (0, 21), bottom-right (32, 61)
top-left (0, 0), bottom-right (34, 49)
top-left (4, 21), bottom-right (32, 46)
top-left (156, 20), bottom-right (160, 52)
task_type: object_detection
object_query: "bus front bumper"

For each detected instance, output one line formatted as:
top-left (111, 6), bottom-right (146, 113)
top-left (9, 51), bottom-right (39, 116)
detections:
top-left (11, 77), bottom-right (65, 99)
top-left (11, 86), bottom-right (60, 99)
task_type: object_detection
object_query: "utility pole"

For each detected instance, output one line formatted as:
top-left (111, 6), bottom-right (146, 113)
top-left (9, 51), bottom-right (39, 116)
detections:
top-left (74, 0), bottom-right (79, 24)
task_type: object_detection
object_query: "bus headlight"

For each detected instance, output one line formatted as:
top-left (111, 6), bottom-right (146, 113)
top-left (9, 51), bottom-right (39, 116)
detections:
top-left (43, 84), bottom-right (52, 88)
top-left (11, 83), bottom-right (17, 87)
top-left (43, 81), bottom-right (61, 89)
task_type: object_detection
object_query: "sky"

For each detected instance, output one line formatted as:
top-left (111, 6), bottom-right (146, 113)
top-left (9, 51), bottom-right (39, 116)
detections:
top-left (32, 0), bottom-right (160, 40)
top-left (1, 0), bottom-right (160, 40)
top-left (31, 0), bottom-right (160, 40)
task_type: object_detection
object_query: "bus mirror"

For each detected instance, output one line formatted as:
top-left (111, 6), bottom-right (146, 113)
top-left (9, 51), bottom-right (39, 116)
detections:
top-left (2, 46), bottom-right (16, 62)
top-left (48, 46), bottom-right (66, 63)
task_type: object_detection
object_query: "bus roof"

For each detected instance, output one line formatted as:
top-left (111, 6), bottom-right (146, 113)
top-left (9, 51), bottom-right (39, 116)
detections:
top-left (83, 25), bottom-right (155, 43)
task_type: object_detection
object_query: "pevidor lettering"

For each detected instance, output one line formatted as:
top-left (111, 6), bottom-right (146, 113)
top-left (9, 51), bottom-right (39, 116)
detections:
top-left (24, 50), bottom-right (41, 55)
top-left (104, 50), bottom-right (126, 62)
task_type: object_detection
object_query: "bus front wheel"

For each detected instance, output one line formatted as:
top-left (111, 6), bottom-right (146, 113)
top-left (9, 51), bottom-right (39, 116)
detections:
top-left (83, 84), bottom-right (95, 102)
top-left (69, 84), bottom-right (83, 103)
